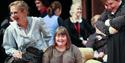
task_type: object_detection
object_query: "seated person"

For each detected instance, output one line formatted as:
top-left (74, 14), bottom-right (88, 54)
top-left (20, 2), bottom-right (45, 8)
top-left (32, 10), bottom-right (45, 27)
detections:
top-left (64, 3), bottom-right (93, 47)
top-left (42, 26), bottom-right (82, 63)
top-left (3, 1), bottom-right (51, 63)
top-left (86, 15), bottom-right (107, 62)
top-left (43, 1), bottom-right (63, 46)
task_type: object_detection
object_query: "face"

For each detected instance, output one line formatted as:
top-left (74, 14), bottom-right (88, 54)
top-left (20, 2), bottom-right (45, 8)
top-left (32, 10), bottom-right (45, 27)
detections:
top-left (91, 15), bottom-right (100, 27)
top-left (10, 6), bottom-right (26, 24)
top-left (10, 6), bottom-right (21, 21)
top-left (55, 34), bottom-right (67, 48)
top-left (72, 5), bottom-right (82, 18)
top-left (104, 0), bottom-right (118, 11)
top-left (35, 0), bottom-right (43, 11)
top-left (55, 8), bottom-right (62, 16)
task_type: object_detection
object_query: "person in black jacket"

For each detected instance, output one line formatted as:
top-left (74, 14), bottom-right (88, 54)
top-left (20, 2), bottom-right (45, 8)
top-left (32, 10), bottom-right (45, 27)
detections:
top-left (64, 3), bottom-right (94, 47)
top-left (96, 0), bottom-right (125, 63)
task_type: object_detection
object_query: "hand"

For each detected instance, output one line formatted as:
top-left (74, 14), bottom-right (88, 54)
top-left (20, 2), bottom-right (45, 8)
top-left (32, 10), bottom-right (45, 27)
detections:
top-left (98, 52), bottom-right (104, 58)
top-left (94, 51), bottom-right (99, 58)
top-left (103, 54), bottom-right (107, 62)
top-left (109, 27), bottom-right (118, 34)
top-left (104, 5), bottom-right (108, 9)
top-left (12, 50), bottom-right (22, 59)
top-left (96, 35), bottom-right (103, 40)
top-left (82, 40), bottom-right (87, 45)
top-left (105, 19), bottom-right (110, 26)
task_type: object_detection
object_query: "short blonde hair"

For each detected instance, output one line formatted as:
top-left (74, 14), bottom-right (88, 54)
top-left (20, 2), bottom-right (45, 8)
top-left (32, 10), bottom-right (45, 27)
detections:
top-left (69, 3), bottom-right (82, 16)
top-left (9, 0), bottom-right (29, 15)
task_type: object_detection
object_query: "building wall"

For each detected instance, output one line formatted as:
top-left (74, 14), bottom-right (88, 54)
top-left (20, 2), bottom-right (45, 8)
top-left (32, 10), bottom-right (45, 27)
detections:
top-left (91, 0), bottom-right (104, 17)
top-left (82, 0), bottom-right (104, 21)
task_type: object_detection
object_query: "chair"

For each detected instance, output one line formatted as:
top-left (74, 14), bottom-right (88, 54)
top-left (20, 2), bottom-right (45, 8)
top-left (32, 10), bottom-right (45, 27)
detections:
top-left (79, 47), bottom-right (101, 63)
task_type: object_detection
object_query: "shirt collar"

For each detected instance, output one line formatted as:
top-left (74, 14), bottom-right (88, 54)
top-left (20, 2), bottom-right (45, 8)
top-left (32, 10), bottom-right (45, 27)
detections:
top-left (70, 17), bottom-right (82, 23)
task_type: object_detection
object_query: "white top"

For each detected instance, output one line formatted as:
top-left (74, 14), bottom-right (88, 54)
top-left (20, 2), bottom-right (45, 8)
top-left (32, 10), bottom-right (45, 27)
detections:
top-left (43, 15), bottom-right (59, 46)
top-left (3, 16), bottom-right (51, 56)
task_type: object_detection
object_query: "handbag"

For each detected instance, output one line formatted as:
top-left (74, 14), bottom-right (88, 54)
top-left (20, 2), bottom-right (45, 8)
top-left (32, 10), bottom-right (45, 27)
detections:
top-left (22, 46), bottom-right (43, 63)
top-left (5, 47), bottom-right (43, 63)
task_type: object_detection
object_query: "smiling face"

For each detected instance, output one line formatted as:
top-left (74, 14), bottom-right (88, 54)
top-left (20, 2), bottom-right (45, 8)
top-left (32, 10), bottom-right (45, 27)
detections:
top-left (10, 6), bottom-right (21, 21)
top-left (10, 6), bottom-right (27, 24)
top-left (104, 0), bottom-right (120, 12)
top-left (54, 26), bottom-right (71, 49)
top-left (9, 1), bottom-right (28, 26)
top-left (55, 34), bottom-right (67, 48)
top-left (35, 0), bottom-right (44, 11)
top-left (70, 3), bottom-right (82, 19)
top-left (73, 5), bottom-right (82, 18)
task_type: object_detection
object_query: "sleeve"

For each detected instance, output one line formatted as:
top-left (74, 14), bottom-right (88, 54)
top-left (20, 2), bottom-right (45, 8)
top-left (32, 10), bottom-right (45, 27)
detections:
top-left (58, 17), bottom-right (64, 26)
top-left (2, 27), bottom-right (18, 56)
top-left (83, 19), bottom-right (95, 37)
top-left (72, 45), bottom-right (83, 63)
top-left (86, 34), bottom-right (96, 47)
top-left (96, 20), bottom-right (110, 35)
top-left (95, 11), bottom-right (111, 35)
top-left (38, 17), bottom-right (51, 44)
top-left (110, 16), bottom-right (125, 31)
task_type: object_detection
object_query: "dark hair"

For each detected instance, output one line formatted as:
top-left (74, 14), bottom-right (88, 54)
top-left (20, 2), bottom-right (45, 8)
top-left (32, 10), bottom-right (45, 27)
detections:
top-left (39, 0), bottom-right (52, 7)
top-left (100, 0), bottom-right (107, 4)
top-left (48, 1), bottom-right (62, 17)
top-left (100, 0), bottom-right (117, 4)
top-left (53, 26), bottom-right (71, 49)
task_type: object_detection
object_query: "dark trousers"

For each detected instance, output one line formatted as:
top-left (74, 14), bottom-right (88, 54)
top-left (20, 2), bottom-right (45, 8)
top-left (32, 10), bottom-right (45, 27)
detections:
top-left (0, 47), bottom-right (8, 63)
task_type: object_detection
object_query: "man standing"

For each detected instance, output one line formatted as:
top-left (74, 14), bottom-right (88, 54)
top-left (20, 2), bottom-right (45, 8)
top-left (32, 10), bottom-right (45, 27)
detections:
top-left (96, 0), bottom-right (125, 63)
